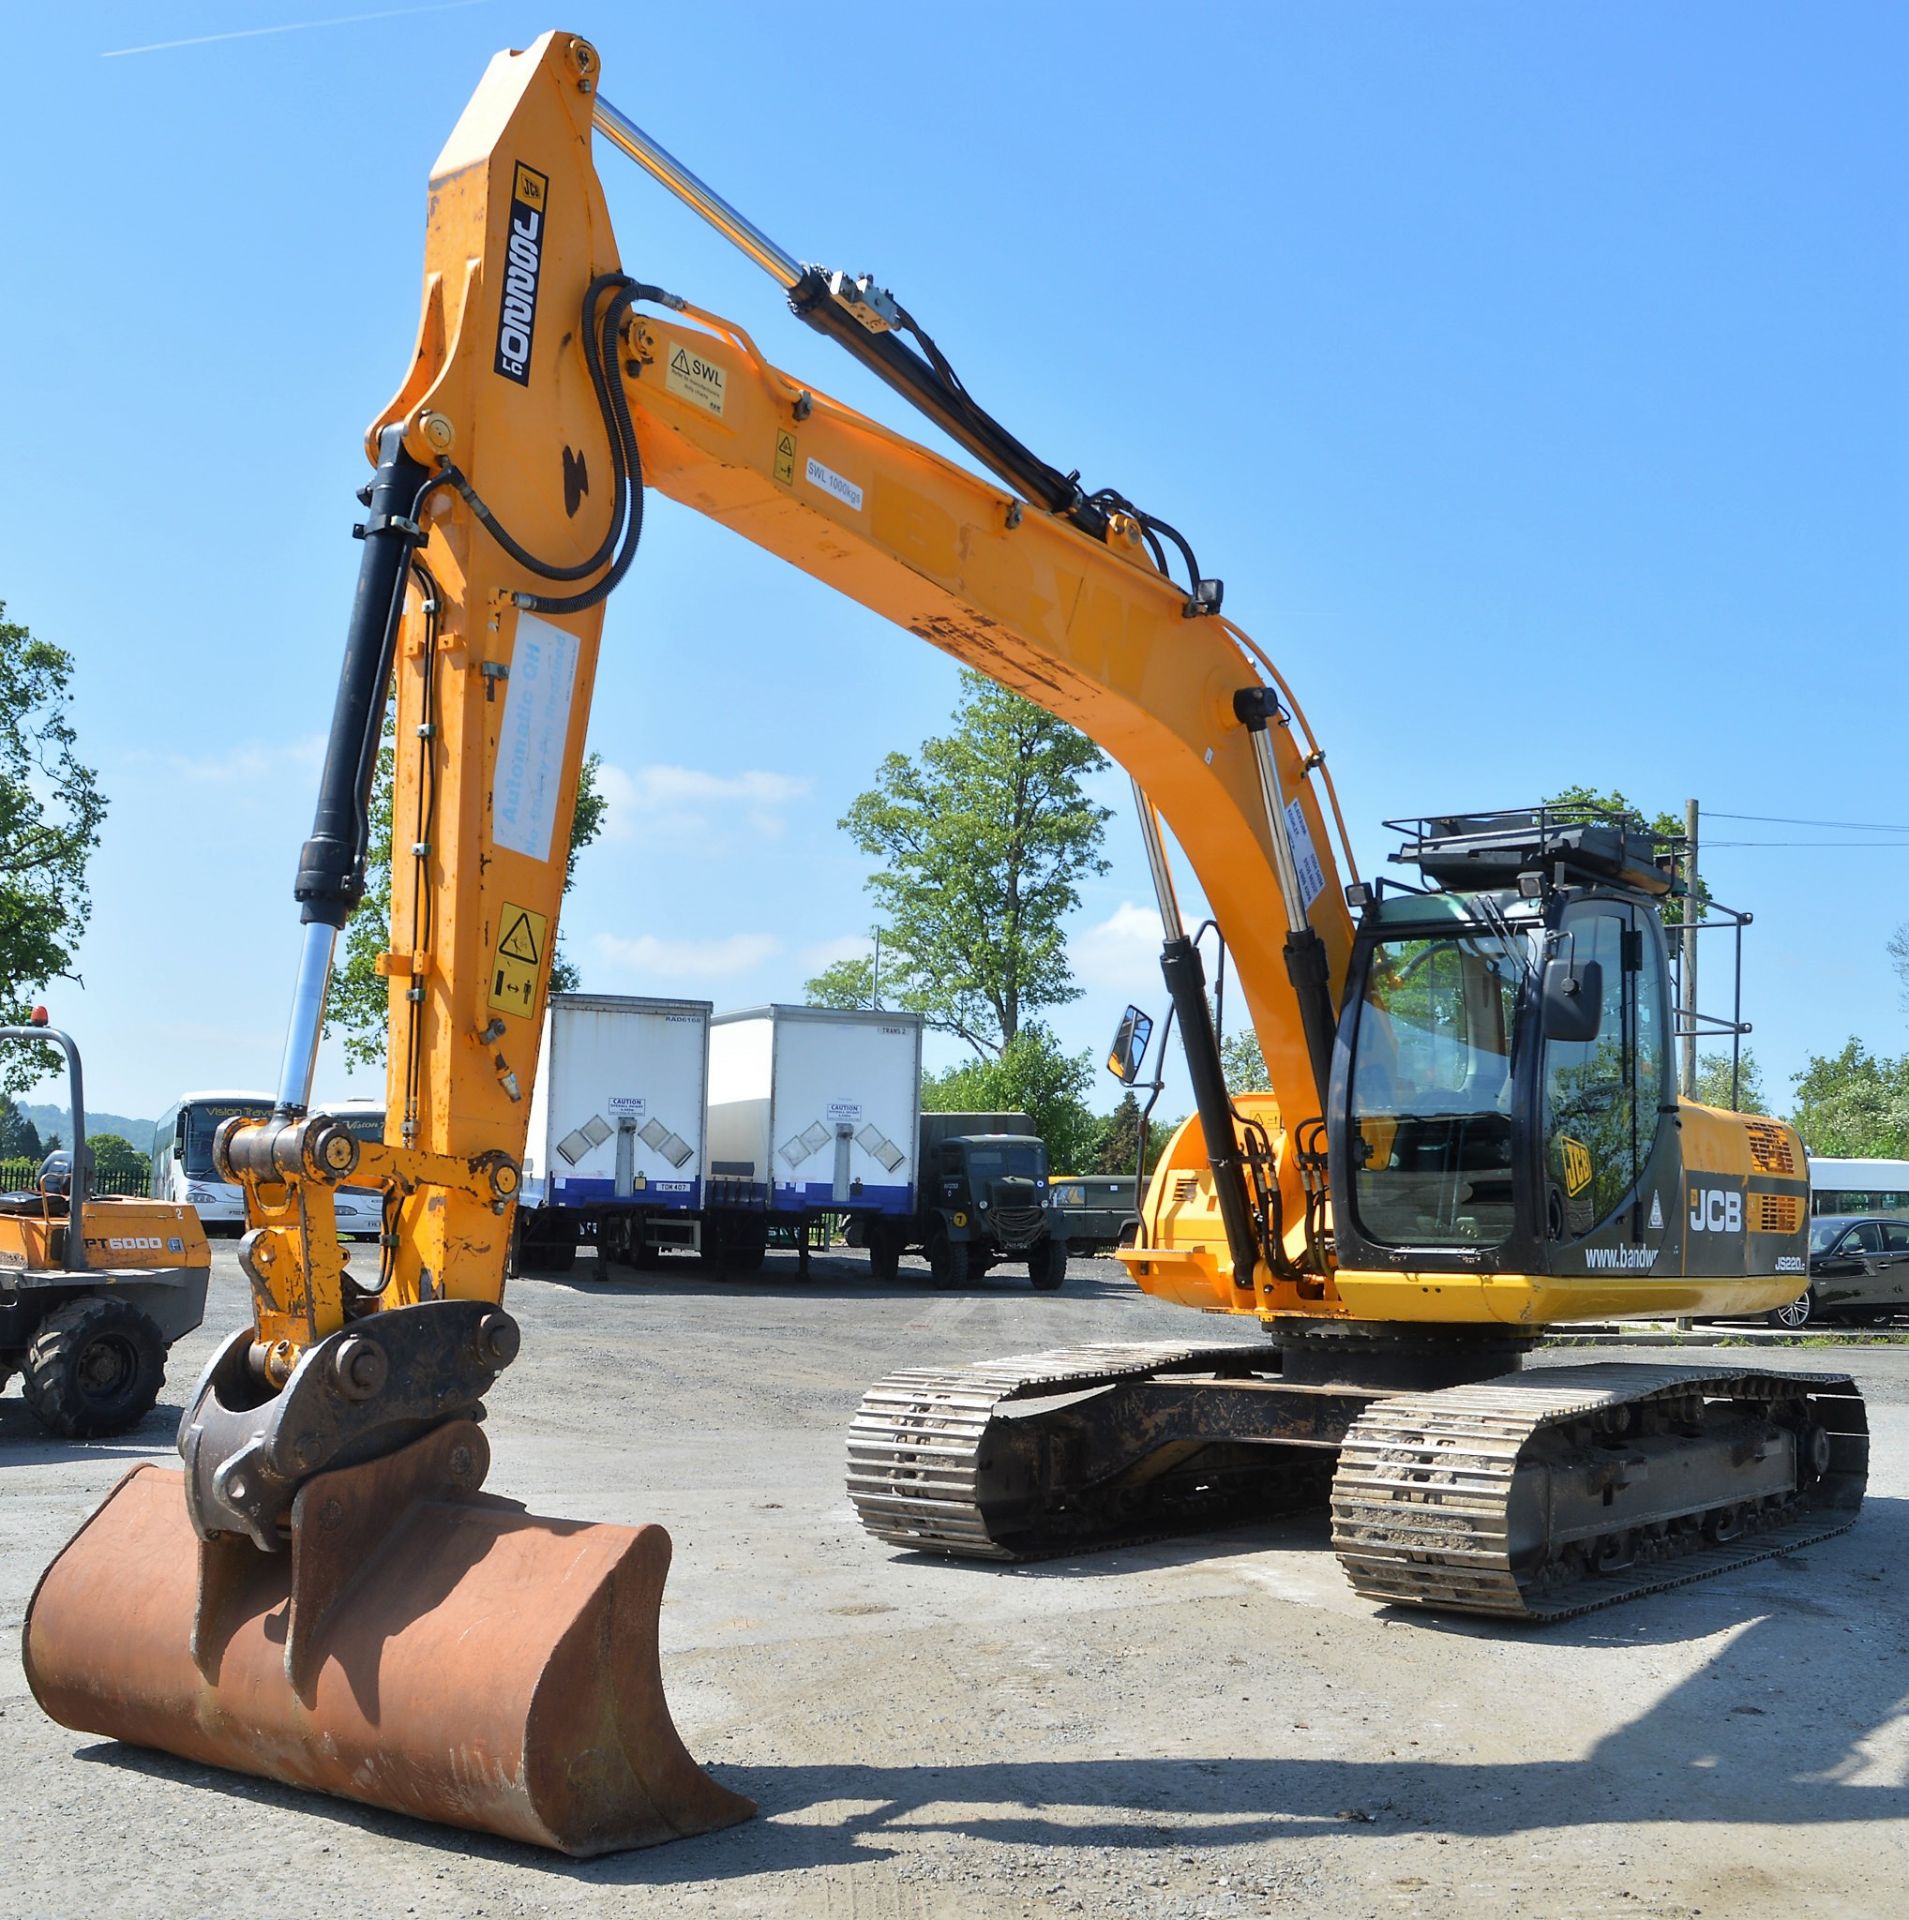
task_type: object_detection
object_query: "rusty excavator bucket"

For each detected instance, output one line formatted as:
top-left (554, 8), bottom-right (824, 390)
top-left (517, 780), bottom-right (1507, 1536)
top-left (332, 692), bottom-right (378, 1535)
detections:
top-left (23, 1419), bottom-right (752, 1855)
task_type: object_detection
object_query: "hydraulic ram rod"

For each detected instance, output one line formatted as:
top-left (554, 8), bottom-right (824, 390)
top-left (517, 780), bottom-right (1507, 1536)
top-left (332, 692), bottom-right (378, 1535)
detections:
top-left (590, 95), bottom-right (1107, 534)
top-left (592, 97), bottom-right (802, 291)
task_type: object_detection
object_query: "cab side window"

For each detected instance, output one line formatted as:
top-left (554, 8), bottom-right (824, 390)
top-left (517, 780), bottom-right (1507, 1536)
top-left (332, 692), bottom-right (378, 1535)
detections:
top-left (1846, 1222), bottom-right (1884, 1256)
top-left (1882, 1223), bottom-right (1909, 1254)
top-left (1543, 909), bottom-right (1631, 1234)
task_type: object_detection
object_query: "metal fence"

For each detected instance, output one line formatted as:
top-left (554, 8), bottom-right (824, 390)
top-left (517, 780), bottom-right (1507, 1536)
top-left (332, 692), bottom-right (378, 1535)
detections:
top-left (0, 1156), bottom-right (151, 1198)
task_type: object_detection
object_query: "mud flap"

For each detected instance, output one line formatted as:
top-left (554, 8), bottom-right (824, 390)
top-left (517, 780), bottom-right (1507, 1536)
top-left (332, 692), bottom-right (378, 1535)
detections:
top-left (22, 1422), bottom-right (753, 1855)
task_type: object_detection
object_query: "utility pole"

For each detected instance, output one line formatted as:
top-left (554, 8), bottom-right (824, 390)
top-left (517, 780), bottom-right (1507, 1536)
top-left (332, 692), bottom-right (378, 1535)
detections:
top-left (1681, 797), bottom-right (1700, 1096)
top-left (871, 928), bottom-right (882, 1009)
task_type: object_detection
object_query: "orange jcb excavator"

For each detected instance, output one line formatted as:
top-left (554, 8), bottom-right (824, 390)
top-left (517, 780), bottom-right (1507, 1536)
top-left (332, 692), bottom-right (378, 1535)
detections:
top-left (25, 29), bottom-right (1866, 1859)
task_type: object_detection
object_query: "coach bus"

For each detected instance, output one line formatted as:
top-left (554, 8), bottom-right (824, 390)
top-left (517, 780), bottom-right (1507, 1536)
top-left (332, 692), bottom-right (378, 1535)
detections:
top-left (150, 1090), bottom-right (274, 1233)
top-left (152, 1092), bottom-right (386, 1238)
top-left (1808, 1156), bottom-right (1909, 1219)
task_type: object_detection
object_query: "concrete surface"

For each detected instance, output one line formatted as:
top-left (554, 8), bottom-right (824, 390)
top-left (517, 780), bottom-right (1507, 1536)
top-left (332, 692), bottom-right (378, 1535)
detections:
top-left (4, 1245), bottom-right (1905, 1919)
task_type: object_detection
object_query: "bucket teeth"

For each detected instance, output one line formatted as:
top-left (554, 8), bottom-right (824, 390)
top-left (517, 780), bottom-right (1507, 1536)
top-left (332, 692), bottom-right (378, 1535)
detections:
top-left (24, 1423), bottom-right (752, 1856)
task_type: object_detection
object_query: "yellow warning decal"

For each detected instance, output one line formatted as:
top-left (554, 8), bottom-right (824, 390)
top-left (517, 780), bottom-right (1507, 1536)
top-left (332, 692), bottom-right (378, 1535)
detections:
top-left (665, 343), bottom-right (727, 417)
top-left (1560, 1135), bottom-right (1593, 1197)
top-left (773, 429), bottom-right (796, 487)
top-left (488, 901), bottom-right (548, 1019)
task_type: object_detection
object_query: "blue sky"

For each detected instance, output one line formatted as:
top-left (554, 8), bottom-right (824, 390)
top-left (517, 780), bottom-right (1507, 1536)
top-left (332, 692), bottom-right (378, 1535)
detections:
top-left (3, 2), bottom-right (1904, 1129)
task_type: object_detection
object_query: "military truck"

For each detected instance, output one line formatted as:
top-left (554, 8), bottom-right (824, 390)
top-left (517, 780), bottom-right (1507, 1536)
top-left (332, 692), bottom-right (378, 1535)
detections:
top-left (865, 1111), bottom-right (1068, 1289)
top-left (1048, 1173), bottom-right (1140, 1254)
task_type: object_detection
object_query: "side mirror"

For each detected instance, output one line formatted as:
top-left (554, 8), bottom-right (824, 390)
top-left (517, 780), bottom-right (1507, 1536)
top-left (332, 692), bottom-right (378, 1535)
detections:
top-left (1542, 957), bottom-right (1603, 1044)
top-left (1106, 1005), bottom-right (1155, 1085)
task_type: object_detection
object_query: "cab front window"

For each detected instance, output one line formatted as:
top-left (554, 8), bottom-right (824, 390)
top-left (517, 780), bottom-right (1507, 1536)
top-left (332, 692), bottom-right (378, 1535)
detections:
top-left (1349, 926), bottom-right (1528, 1248)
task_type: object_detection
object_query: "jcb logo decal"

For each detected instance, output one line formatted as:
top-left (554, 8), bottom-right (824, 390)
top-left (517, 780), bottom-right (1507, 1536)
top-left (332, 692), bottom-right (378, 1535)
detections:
top-left (1560, 1136), bottom-right (1593, 1197)
top-left (1688, 1188), bottom-right (1742, 1234)
top-left (494, 160), bottom-right (549, 386)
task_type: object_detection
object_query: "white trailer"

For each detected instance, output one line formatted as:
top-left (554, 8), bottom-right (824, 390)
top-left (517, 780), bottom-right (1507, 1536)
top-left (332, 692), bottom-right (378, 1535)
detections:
top-left (517, 993), bottom-right (713, 1272)
top-left (706, 1006), bottom-right (923, 1261)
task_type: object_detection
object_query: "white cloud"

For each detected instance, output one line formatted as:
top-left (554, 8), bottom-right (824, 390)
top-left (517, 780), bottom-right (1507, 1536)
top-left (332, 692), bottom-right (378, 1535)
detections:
top-left (127, 736), bottom-right (326, 784)
top-left (591, 930), bottom-right (783, 980)
top-left (1072, 901), bottom-right (1163, 991)
top-left (799, 934), bottom-right (874, 973)
top-left (594, 762), bottom-right (813, 843)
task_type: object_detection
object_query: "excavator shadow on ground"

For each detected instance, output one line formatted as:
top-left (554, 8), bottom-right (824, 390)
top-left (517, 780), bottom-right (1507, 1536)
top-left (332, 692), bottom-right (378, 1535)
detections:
top-left (72, 1494), bottom-right (1909, 1885)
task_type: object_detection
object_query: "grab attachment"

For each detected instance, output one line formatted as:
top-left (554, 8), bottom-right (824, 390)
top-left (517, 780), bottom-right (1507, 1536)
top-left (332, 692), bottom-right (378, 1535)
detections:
top-left (24, 1420), bottom-right (752, 1855)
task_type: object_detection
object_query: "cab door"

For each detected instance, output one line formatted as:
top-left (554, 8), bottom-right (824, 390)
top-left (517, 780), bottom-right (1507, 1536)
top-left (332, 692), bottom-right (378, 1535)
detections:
top-left (1541, 900), bottom-right (1669, 1243)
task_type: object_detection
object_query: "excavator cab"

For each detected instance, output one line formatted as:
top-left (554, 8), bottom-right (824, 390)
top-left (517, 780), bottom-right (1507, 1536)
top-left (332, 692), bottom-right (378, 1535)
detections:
top-left (1328, 808), bottom-right (1684, 1281)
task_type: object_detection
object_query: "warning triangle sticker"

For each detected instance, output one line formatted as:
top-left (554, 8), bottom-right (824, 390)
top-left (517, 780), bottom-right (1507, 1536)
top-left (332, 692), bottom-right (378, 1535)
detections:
top-left (498, 910), bottom-right (540, 965)
top-left (1648, 1191), bottom-right (1664, 1231)
top-left (670, 346), bottom-right (691, 375)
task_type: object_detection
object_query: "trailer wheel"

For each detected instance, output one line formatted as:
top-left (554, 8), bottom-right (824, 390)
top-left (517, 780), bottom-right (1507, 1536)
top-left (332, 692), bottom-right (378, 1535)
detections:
top-left (1029, 1238), bottom-right (1069, 1291)
top-left (23, 1296), bottom-right (166, 1438)
top-left (867, 1224), bottom-right (903, 1283)
top-left (726, 1224), bottom-right (768, 1275)
top-left (928, 1228), bottom-right (970, 1291)
top-left (630, 1236), bottom-right (662, 1271)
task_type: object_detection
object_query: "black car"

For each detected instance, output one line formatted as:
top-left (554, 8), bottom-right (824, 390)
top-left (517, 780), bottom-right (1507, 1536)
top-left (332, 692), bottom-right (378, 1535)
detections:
top-left (1774, 1214), bottom-right (1909, 1329)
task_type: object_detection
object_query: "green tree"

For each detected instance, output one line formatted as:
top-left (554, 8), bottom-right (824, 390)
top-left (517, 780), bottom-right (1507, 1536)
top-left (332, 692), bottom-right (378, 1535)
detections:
top-left (1, 606), bottom-right (107, 1093)
top-left (1220, 1026), bottom-right (1268, 1092)
top-left (921, 1025), bottom-right (1103, 1171)
top-left (1789, 1039), bottom-right (1909, 1158)
top-left (1087, 1090), bottom-right (1180, 1178)
top-left (808, 673), bottom-right (1111, 1057)
top-left (1687, 1047), bottom-right (1766, 1114)
top-left (86, 1131), bottom-right (150, 1193)
top-left (0, 1095), bottom-right (45, 1159)
top-left (325, 706), bottom-right (606, 1069)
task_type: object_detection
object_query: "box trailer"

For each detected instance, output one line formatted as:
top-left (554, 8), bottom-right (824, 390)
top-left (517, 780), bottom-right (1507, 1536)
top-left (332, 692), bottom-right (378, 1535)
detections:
top-left (516, 993), bottom-right (713, 1272)
top-left (705, 1005), bottom-right (923, 1265)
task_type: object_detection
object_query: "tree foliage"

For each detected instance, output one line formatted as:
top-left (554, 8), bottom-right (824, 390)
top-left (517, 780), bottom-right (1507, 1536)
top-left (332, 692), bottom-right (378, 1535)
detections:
top-left (808, 673), bottom-right (1111, 1057)
top-left (1, 606), bottom-right (107, 1093)
top-left (921, 1025), bottom-right (1103, 1172)
top-left (86, 1131), bottom-right (149, 1189)
top-left (1220, 1026), bottom-right (1268, 1093)
top-left (0, 1094), bottom-right (45, 1159)
top-left (1090, 1089), bottom-right (1180, 1178)
top-left (1687, 1047), bottom-right (1766, 1115)
top-left (326, 704), bottom-right (605, 1069)
top-left (1788, 1039), bottom-right (1909, 1159)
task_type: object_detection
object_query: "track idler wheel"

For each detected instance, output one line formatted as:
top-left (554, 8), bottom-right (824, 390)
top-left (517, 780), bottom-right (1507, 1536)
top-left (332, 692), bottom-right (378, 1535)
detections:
top-left (23, 1420), bottom-right (752, 1855)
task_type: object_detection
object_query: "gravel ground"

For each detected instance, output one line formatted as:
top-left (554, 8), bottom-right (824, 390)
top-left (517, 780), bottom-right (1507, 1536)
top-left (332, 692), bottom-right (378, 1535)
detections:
top-left (4, 1245), bottom-right (1906, 1919)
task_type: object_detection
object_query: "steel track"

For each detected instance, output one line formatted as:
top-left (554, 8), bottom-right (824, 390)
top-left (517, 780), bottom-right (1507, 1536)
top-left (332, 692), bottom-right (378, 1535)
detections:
top-left (849, 1347), bottom-right (1871, 1621)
